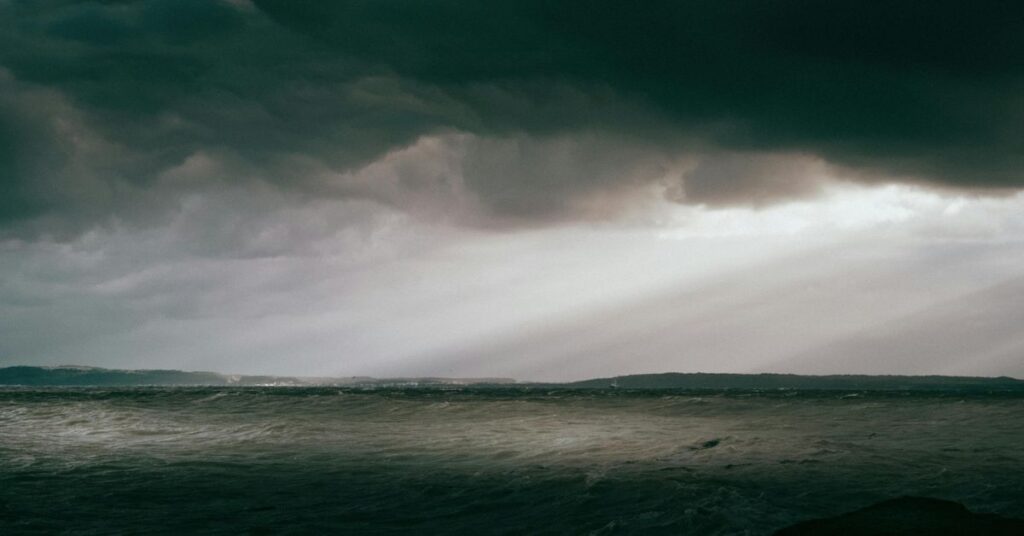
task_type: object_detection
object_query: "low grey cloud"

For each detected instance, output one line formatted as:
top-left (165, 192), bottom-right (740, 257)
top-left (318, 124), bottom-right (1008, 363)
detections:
top-left (2, 0), bottom-right (1023, 239)
top-left (676, 153), bottom-right (829, 206)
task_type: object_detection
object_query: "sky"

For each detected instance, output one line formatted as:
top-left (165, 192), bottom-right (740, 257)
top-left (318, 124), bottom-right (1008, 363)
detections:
top-left (1, 1), bottom-right (1024, 380)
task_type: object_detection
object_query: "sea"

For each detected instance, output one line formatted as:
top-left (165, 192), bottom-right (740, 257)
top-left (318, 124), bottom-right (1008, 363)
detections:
top-left (1, 387), bottom-right (1022, 535)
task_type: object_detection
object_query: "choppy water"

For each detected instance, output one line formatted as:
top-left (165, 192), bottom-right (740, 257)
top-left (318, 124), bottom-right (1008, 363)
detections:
top-left (1, 387), bottom-right (1022, 535)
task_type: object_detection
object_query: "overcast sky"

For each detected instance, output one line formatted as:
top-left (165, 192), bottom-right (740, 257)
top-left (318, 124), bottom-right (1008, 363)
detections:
top-left (2, 1), bottom-right (1023, 380)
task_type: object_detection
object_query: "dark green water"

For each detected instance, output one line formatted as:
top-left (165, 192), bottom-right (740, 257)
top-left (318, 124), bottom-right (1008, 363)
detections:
top-left (1, 387), bottom-right (1022, 534)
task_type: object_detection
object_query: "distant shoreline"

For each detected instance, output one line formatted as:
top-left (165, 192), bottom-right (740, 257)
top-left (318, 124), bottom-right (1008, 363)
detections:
top-left (2, 365), bottom-right (1022, 391)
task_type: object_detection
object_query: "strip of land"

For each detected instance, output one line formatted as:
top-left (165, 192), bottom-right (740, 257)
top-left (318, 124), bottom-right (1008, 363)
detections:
top-left (2, 365), bottom-right (1023, 391)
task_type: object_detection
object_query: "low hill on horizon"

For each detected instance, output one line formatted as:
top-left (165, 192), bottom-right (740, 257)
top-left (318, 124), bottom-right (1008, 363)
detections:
top-left (2, 365), bottom-right (1023, 391)
top-left (559, 372), bottom-right (1024, 391)
top-left (0, 365), bottom-right (515, 387)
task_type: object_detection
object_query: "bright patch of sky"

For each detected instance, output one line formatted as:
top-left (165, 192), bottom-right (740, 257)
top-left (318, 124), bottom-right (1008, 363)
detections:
top-left (4, 180), bottom-right (1023, 380)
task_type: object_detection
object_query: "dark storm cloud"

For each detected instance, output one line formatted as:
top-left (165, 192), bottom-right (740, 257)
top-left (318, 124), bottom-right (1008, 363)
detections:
top-left (252, 1), bottom-right (1024, 170)
top-left (2, 0), bottom-right (1023, 233)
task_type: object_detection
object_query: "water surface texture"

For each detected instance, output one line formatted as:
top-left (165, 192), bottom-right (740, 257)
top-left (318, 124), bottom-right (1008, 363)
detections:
top-left (1, 387), bottom-right (1022, 534)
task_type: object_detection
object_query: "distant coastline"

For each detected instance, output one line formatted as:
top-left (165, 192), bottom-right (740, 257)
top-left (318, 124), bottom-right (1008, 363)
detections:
top-left (0, 365), bottom-right (515, 387)
top-left (2, 365), bottom-right (1023, 391)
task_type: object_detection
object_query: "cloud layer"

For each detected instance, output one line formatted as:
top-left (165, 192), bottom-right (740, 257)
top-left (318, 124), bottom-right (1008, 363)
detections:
top-left (2, 0), bottom-right (1023, 236)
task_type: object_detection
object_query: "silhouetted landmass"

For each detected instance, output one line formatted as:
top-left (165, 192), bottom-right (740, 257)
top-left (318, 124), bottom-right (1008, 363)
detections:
top-left (776, 496), bottom-right (1024, 535)
top-left (560, 372), bottom-right (1024, 391)
top-left (0, 366), bottom-right (232, 386)
top-left (0, 366), bottom-right (514, 387)
top-left (2, 366), bottom-right (1023, 391)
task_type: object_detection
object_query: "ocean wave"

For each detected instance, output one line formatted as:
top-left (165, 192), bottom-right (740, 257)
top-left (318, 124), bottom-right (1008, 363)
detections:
top-left (1, 387), bottom-right (1022, 534)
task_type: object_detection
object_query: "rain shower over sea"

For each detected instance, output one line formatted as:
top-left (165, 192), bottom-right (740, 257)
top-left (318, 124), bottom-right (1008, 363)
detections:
top-left (2, 386), bottom-right (1023, 534)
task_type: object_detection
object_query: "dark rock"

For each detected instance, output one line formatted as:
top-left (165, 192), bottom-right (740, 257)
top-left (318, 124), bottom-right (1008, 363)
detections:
top-left (776, 496), bottom-right (1024, 535)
